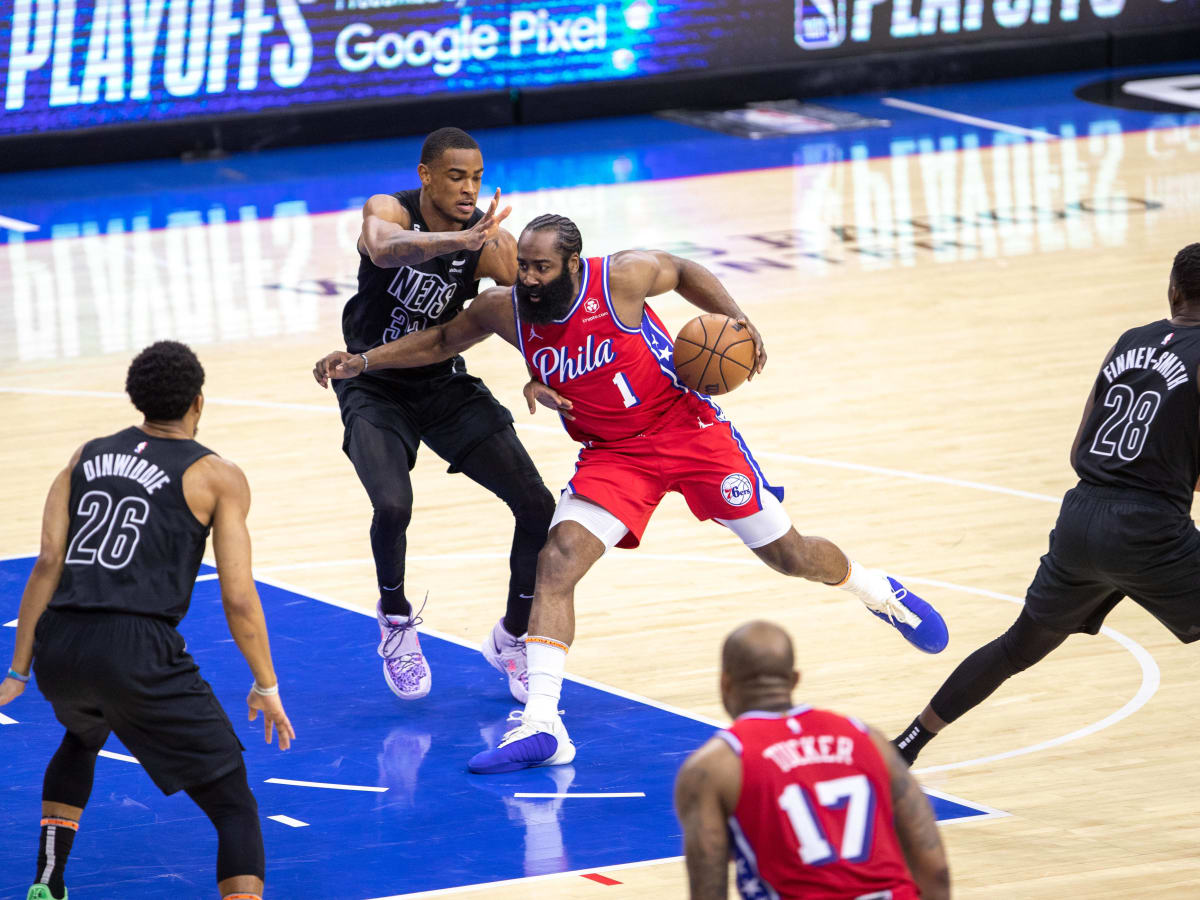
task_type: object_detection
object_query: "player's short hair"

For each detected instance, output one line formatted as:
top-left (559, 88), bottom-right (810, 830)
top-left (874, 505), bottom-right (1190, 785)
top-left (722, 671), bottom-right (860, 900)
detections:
top-left (125, 341), bottom-right (205, 422)
top-left (1172, 243), bottom-right (1200, 303)
top-left (419, 127), bottom-right (480, 167)
top-left (523, 214), bottom-right (583, 262)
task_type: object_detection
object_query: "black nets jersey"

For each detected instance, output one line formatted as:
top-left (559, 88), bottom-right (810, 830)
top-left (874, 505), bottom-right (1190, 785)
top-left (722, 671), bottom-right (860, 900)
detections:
top-left (49, 427), bottom-right (214, 625)
top-left (1072, 320), bottom-right (1200, 513)
top-left (341, 189), bottom-right (485, 383)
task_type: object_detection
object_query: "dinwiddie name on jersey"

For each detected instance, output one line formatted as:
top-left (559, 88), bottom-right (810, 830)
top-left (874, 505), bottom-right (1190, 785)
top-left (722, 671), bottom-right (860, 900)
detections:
top-left (81, 453), bottom-right (172, 494)
top-left (1102, 346), bottom-right (1190, 391)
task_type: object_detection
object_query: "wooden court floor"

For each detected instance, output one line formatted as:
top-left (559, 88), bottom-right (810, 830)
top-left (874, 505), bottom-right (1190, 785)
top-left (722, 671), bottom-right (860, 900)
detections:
top-left (3, 122), bottom-right (1200, 897)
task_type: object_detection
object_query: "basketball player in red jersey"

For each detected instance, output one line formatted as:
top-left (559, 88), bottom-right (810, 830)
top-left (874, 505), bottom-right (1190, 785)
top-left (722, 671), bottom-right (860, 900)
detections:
top-left (675, 621), bottom-right (950, 900)
top-left (314, 214), bottom-right (948, 772)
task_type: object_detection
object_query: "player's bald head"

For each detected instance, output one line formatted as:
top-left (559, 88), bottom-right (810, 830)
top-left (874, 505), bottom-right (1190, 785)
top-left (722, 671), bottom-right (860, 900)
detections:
top-left (722, 621), bottom-right (795, 685)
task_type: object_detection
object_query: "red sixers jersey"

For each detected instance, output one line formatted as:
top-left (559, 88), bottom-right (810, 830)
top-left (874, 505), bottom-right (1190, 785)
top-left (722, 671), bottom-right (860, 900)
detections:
top-left (513, 256), bottom-right (692, 444)
top-left (720, 706), bottom-right (919, 900)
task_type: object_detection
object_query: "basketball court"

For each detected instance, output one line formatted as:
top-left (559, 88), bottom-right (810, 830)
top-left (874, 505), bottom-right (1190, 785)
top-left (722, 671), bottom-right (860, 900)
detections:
top-left (3, 61), bottom-right (1200, 897)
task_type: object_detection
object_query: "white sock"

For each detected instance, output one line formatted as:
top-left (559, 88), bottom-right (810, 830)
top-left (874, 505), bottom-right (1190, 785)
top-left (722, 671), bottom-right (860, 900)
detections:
top-left (836, 559), bottom-right (892, 607)
top-left (523, 636), bottom-right (568, 724)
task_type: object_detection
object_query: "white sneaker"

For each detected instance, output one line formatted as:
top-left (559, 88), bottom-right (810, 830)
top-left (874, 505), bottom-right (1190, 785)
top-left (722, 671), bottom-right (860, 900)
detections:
top-left (481, 619), bottom-right (529, 703)
top-left (468, 711), bottom-right (576, 773)
top-left (376, 600), bottom-right (431, 700)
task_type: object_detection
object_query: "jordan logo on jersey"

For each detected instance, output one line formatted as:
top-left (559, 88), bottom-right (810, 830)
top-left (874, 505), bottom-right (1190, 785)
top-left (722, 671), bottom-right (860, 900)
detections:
top-left (531, 335), bottom-right (617, 385)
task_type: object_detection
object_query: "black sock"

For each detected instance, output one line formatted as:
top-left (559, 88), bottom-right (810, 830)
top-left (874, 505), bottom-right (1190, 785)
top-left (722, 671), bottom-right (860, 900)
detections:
top-left (35, 816), bottom-right (78, 899)
top-left (379, 585), bottom-right (411, 618)
top-left (892, 717), bottom-right (937, 766)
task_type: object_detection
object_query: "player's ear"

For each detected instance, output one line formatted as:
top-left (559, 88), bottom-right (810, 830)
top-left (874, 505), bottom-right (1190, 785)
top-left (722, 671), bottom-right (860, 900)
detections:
top-left (790, 669), bottom-right (800, 690)
top-left (569, 253), bottom-right (581, 275)
top-left (417, 162), bottom-right (431, 187)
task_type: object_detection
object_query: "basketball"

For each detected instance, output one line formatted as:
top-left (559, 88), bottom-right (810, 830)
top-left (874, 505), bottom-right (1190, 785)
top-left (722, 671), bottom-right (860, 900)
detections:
top-left (672, 314), bottom-right (757, 395)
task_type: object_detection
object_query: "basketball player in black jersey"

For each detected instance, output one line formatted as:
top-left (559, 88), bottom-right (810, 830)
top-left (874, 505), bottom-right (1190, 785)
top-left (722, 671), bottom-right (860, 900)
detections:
top-left (893, 244), bottom-right (1200, 765)
top-left (0, 342), bottom-right (293, 900)
top-left (315, 127), bottom-right (554, 703)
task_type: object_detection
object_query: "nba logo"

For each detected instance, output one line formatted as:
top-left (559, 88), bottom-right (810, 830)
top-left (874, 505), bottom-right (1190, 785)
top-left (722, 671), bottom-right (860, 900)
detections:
top-left (134, 441), bottom-right (148, 454)
top-left (795, 0), bottom-right (845, 49)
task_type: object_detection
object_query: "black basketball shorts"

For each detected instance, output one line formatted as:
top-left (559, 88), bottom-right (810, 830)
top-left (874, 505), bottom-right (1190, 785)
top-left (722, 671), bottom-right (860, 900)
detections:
top-left (1024, 483), bottom-right (1200, 643)
top-left (333, 360), bottom-right (514, 472)
top-left (33, 608), bottom-right (245, 795)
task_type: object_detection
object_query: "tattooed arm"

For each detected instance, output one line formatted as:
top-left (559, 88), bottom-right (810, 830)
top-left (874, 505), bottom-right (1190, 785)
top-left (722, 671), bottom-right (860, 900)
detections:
top-left (675, 737), bottom-right (741, 900)
top-left (869, 729), bottom-right (951, 899)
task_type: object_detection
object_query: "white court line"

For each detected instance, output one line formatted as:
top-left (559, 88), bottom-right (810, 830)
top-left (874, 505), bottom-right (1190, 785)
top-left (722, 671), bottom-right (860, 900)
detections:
top-left (882, 97), bottom-right (1058, 141)
top-left (268, 814), bottom-right (309, 828)
top-left (0, 386), bottom-right (1062, 503)
top-left (921, 786), bottom-right (1010, 823)
top-left (264, 777), bottom-right (387, 792)
top-left (99, 750), bottom-right (139, 763)
top-left (195, 573), bottom-right (220, 582)
top-left (4, 619), bottom-right (16, 627)
top-left (0, 214), bottom-right (38, 232)
top-left (513, 792), bottom-right (645, 798)
top-left (251, 565), bottom-right (1157, 774)
top-left (0, 712), bottom-right (17, 725)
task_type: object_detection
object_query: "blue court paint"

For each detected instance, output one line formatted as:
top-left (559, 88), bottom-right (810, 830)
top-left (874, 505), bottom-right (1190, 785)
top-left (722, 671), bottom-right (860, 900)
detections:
top-left (0, 556), bottom-right (995, 897)
top-left (0, 61), bottom-right (1197, 245)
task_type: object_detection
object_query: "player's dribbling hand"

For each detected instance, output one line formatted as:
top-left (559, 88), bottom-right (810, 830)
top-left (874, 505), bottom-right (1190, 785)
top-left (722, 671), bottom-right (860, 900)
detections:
top-left (247, 689), bottom-right (295, 751)
top-left (463, 188), bottom-right (512, 252)
top-left (736, 317), bottom-right (767, 380)
top-left (312, 351), bottom-right (361, 387)
top-left (525, 380), bottom-right (574, 420)
top-left (0, 675), bottom-right (26, 706)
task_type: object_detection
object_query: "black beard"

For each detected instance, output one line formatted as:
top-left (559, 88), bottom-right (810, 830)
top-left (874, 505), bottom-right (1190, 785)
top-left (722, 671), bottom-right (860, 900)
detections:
top-left (516, 267), bottom-right (576, 325)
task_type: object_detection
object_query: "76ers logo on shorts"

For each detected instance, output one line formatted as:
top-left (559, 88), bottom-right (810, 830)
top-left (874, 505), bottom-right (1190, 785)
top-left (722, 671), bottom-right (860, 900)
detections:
top-left (721, 473), bottom-right (754, 507)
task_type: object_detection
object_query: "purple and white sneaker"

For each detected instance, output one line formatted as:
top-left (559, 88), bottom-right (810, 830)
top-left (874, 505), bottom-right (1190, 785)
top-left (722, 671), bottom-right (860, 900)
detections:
top-left (468, 711), bottom-right (576, 774)
top-left (376, 600), bottom-right (431, 700)
top-left (481, 619), bottom-right (529, 704)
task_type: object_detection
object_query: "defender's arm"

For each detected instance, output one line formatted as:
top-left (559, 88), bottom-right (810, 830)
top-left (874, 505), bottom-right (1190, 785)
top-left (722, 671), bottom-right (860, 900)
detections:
top-left (0, 448), bottom-right (78, 702)
top-left (361, 189), bottom-right (512, 269)
top-left (315, 287), bottom-right (520, 384)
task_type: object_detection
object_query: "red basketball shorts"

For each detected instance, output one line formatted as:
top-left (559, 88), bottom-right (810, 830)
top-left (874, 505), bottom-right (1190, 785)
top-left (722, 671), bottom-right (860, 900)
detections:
top-left (564, 398), bottom-right (784, 549)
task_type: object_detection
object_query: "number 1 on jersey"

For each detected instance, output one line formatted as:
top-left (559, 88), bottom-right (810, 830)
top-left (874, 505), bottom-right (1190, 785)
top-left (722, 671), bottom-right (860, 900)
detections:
top-left (612, 371), bottom-right (641, 408)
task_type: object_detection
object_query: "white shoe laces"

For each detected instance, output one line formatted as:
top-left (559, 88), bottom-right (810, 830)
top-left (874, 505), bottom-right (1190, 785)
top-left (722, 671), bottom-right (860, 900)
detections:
top-left (865, 581), bottom-right (922, 628)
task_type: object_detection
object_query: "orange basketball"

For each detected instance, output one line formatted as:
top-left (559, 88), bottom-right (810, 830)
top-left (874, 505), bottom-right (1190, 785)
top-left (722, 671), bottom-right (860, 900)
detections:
top-left (672, 314), bottom-right (756, 395)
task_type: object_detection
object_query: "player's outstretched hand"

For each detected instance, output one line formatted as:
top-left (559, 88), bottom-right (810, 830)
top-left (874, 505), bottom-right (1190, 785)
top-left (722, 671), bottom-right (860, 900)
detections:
top-left (525, 379), bottom-right (574, 420)
top-left (736, 317), bottom-right (767, 380)
top-left (462, 188), bottom-right (512, 252)
top-left (313, 351), bottom-right (362, 387)
top-left (0, 675), bottom-right (26, 706)
top-left (247, 688), bottom-right (295, 750)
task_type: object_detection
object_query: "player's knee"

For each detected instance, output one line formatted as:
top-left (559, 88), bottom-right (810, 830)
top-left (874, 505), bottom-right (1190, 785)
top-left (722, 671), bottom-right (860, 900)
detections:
top-left (999, 611), bottom-right (1066, 671)
top-left (516, 485), bottom-right (555, 534)
top-left (187, 763), bottom-right (265, 881)
top-left (535, 532), bottom-right (575, 591)
top-left (372, 495), bottom-right (413, 532)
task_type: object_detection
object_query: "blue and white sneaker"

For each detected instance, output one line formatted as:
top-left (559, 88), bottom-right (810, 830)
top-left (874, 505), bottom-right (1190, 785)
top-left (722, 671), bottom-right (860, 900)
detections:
top-left (468, 711), bottom-right (576, 774)
top-left (864, 576), bottom-right (948, 654)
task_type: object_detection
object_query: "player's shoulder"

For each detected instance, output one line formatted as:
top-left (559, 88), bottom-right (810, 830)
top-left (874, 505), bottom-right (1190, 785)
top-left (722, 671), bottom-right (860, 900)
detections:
top-left (363, 192), bottom-right (411, 226)
top-left (188, 453), bottom-right (247, 492)
top-left (608, 249), bottom-right (662, 275)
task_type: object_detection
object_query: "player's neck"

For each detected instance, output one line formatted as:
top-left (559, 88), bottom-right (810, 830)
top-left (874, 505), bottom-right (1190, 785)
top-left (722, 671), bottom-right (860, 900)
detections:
top-left (732, 693), bottom-right (794, 717)
top-left (418, 190), bottom-right (464, 233)
top-left (138, 420), bottom-right (194, 440)
top-left (1168, 311), bottom-right (1200, 327)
